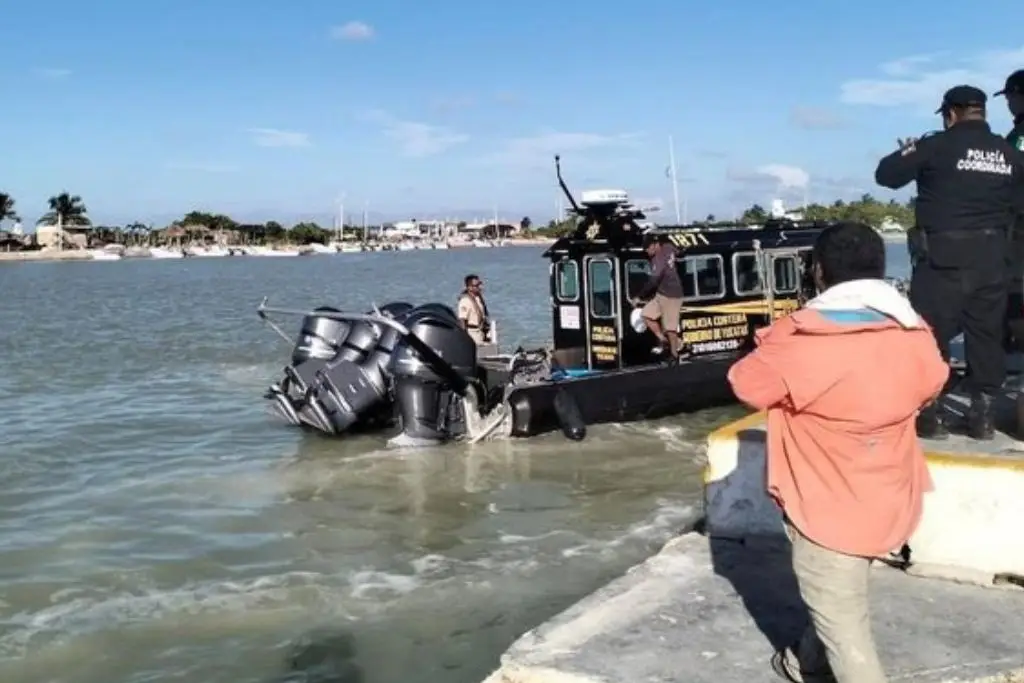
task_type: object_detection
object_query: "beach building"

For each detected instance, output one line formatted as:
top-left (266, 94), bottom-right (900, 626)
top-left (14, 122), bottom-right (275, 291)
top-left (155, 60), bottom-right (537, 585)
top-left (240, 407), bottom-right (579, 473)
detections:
top-left (34, 224), bottom-right (89, 249)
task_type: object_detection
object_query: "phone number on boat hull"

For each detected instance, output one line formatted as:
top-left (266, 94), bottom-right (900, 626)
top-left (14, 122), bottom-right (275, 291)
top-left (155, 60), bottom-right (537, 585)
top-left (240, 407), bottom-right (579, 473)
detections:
top-left (689, 339), bottom-right (742, 354)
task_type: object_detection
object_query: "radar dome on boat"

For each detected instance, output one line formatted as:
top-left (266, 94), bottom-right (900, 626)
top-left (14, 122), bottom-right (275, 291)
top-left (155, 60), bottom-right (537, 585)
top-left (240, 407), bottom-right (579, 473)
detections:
top-left (580, 189), bottom-right (629, 206)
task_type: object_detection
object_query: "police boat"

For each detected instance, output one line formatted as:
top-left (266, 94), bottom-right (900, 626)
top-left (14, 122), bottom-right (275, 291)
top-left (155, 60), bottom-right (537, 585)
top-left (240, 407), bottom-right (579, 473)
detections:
top-left (256, 156), bottom-right (831, 447)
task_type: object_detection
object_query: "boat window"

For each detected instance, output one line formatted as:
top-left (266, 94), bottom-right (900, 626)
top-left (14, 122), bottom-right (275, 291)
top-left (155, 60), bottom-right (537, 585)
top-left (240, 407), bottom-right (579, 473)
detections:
top-left (555, 260), bottom-right (579, 301)
top-left (732, 252), bottom-right (763, 296)
top-left (625, 259), bottom-right (651, 299)
top-left (587, 259), bottom-right (616, 318)
top-left (680, 255), bottom-right (725, 301)
top-left (772, 255), bottom-right (799, 294)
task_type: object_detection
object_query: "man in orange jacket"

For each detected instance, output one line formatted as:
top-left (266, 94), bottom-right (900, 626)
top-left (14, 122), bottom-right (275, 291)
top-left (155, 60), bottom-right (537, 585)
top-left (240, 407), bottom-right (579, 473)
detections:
top-left (728, 222), bottom-right (948, 683)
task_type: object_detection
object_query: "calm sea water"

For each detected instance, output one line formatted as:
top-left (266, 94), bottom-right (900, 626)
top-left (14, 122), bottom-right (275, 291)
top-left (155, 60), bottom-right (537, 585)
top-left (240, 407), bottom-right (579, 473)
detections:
top-left (0, 244), bottom-right (911, 683)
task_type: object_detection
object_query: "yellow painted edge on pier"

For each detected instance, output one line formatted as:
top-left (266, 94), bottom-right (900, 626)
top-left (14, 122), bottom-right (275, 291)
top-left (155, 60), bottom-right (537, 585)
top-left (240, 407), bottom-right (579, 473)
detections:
top-left (706, 411), bottom-right (766, 443)
top-left (704, 411), bottom-right (1024, 484)
top-left (924, 449), bottom-right (1024, 472)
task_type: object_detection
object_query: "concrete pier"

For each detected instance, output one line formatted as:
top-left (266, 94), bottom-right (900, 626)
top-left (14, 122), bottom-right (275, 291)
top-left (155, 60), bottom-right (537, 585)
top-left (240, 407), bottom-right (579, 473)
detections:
top-left (484, 533), bottom-right (1024, 683)
top-left (483, 390), bottom-right (1024, 683)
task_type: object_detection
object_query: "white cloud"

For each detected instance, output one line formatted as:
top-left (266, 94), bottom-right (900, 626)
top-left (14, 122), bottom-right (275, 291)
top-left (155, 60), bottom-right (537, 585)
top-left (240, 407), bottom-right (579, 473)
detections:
top-left (247, 128), bottom-right (310, 148)
top-left (789, 106), bottom-right (847, 130)
top-left (35, 67), bottom-right (71, 79)
top-left (484, 130), bottom-right (642, 166)
top-left (331, 21), bottom-right (375, 41)
top-left (728, 164), bottom-right (810, 190)
top-left (360, 109), bottom-right (467, 157)
top-left (839, 47), bottom-right (1024, 110)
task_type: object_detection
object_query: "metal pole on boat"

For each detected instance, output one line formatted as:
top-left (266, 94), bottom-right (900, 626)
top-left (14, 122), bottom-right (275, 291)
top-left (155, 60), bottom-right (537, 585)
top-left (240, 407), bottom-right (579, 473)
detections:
top-left (668, 135), bottom-right (683, 224)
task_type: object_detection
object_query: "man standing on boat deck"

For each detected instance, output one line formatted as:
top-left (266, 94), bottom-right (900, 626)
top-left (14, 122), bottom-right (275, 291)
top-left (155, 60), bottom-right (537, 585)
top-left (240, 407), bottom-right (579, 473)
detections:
top-left (874, 84), bottom-right (1024, 440)
top-left (457, 273), bottom-right (491, 345)
top-left (630, 233), bottom-right (684, 360)
top-left (728, 222), bottom-right (948, 683)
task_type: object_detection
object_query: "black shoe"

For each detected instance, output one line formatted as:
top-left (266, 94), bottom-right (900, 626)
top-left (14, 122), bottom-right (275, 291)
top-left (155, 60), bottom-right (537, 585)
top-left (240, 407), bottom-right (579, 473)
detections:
top-left (967, 392), bottom-right (996, 441)
top-left (770, 648), bottom-right (836, 683)
top-left (916, 403), bottom-right (949, 440)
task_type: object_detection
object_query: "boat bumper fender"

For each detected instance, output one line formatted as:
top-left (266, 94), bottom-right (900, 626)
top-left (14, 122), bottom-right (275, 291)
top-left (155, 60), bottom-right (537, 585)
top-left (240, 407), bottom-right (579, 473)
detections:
top-left (553, 388), bottom-right (586, 441)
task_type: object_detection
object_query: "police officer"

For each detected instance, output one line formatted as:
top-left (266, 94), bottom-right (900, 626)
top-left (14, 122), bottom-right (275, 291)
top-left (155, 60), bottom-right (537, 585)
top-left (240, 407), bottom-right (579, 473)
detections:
top-left (995, 69), bottom-right (1024, 150)
top-left (996, 71), bottom-right (1024, 353)
top-left (875, 84), bottom-right (1024, 440)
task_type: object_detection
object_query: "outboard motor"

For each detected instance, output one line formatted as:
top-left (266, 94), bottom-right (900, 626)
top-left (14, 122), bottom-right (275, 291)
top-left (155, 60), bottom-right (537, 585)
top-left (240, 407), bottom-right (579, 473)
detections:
top-left (388, 303), bottom-right (478, 446)
top-left (413, 302), bottom-right (458, 320)
top-left (292, 306), bottom-right (351, 365)
top-left (268, 306), bottom-right (353, 426)
top-left (377, 301), bottom-right (414, 319)
top-left (298, 320), bottom-right (389, 434)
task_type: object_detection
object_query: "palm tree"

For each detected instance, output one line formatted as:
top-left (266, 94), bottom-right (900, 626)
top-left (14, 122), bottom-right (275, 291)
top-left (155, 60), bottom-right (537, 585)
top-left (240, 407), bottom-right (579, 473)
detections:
top-left (37, 192), bottom-right (90, 228)
top-left (0, 192), bottom-right (19, 225)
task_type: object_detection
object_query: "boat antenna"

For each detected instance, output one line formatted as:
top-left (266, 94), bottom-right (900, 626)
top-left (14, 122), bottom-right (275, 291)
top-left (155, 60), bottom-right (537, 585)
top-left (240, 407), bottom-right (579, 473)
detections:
top-left (554, 155), bottom-right (581, 213)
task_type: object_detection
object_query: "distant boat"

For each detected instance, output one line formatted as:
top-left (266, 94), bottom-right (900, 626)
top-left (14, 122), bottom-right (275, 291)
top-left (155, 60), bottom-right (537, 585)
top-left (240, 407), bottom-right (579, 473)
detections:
top-left (87, 248), bottom-right (122, 261)
top-left (150, 247), bottom-right (184, 259)
top-left (248, 246), bottom-right (299, 257)
top-left (185, 245), bottom-right (230, 257)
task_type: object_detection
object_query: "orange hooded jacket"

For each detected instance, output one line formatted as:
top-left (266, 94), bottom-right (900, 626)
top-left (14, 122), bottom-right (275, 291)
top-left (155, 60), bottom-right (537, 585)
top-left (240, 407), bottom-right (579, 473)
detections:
top-left (727, 293), bottom-right (948, 558)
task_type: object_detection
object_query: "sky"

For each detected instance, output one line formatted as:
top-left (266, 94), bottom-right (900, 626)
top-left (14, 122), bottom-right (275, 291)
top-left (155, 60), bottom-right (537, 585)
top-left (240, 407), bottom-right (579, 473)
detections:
top-left (2, 0), bottom-right (1024, 228)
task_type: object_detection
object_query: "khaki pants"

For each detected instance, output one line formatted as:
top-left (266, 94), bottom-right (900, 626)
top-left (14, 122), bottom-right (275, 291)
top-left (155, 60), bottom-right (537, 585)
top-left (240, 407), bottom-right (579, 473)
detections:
top-left (640, 293), bottom-right (682, 333)
top-left (466, 327), bottom-right (487, 345)
top-left (782, 521), bottom-right (887, 683)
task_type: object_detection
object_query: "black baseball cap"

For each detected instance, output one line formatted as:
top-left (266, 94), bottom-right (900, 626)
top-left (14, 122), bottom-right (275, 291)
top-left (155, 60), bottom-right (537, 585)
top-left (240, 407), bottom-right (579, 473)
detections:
top-left (935, 84), bottom-right (987, 113)
top-left (994, 69), bottom-right (1024, 97)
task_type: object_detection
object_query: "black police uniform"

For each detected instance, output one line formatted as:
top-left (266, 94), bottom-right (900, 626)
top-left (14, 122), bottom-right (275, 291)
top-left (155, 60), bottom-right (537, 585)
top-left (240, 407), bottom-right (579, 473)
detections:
top-left (997, 69), bottom-right (1024, 151)
top-left (995, 71), bottom-right (1024, 351)
top-left (874, 85), bottom-right (1024, 440)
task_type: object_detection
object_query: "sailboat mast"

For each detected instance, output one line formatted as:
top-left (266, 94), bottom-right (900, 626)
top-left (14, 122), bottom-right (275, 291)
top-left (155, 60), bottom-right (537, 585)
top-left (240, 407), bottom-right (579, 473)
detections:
top-left (668, 135), bottom-right (683, 224)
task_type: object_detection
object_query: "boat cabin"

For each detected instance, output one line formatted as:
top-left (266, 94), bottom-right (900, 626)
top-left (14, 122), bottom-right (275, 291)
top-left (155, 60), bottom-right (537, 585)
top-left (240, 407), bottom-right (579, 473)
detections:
top-left (544, 157), bottom-right (826, 371)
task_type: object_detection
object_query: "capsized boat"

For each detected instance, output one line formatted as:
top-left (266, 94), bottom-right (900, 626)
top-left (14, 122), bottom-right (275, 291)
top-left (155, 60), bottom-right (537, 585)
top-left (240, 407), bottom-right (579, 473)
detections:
top-left (256, 156), bottom-right (835, 446)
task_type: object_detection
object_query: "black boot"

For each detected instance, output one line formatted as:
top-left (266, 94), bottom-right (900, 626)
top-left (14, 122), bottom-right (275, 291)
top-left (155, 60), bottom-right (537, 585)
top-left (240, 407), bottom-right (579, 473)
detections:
top-left (967, 393), bottom-right (996, 441)
top-left (916, 403), bottom-right (949, 440)
top-left (1016, 391), bottom-right (1024, 441)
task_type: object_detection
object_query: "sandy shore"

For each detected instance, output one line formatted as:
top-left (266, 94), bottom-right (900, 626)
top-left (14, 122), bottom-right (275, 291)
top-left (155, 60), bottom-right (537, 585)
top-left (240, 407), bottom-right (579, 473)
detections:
top-left (0, 239), bottom-right (558, 264)
top-left (0, 250), bottom-right (94, 262)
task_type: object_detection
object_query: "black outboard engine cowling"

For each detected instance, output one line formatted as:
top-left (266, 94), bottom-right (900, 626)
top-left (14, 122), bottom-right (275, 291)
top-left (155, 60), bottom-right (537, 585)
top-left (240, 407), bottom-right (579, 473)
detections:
top-left (377, 301), bottom-right (414, 319)
top-left (299, 320), bottom-right (389, 434)
top-left (388, 304), bottom-right (478, 446)
top-left (269, 306), bottom-right (352, 426)
top-left (292, 306), bottom-right (351, 365)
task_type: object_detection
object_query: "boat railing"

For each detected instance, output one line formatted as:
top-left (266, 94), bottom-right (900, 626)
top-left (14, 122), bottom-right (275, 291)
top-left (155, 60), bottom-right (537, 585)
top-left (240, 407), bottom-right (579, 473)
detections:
top-left (256, 298), bottom-right (470, 395)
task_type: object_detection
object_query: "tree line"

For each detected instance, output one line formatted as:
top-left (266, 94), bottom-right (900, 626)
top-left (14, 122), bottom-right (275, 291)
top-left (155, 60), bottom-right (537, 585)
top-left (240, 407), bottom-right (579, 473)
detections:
top-left (0, 194), bottom-right (397, 246)
top-left (531, 194), bottom-right (915, 237)
top-left (0, 190), bottom-right (916, 246)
